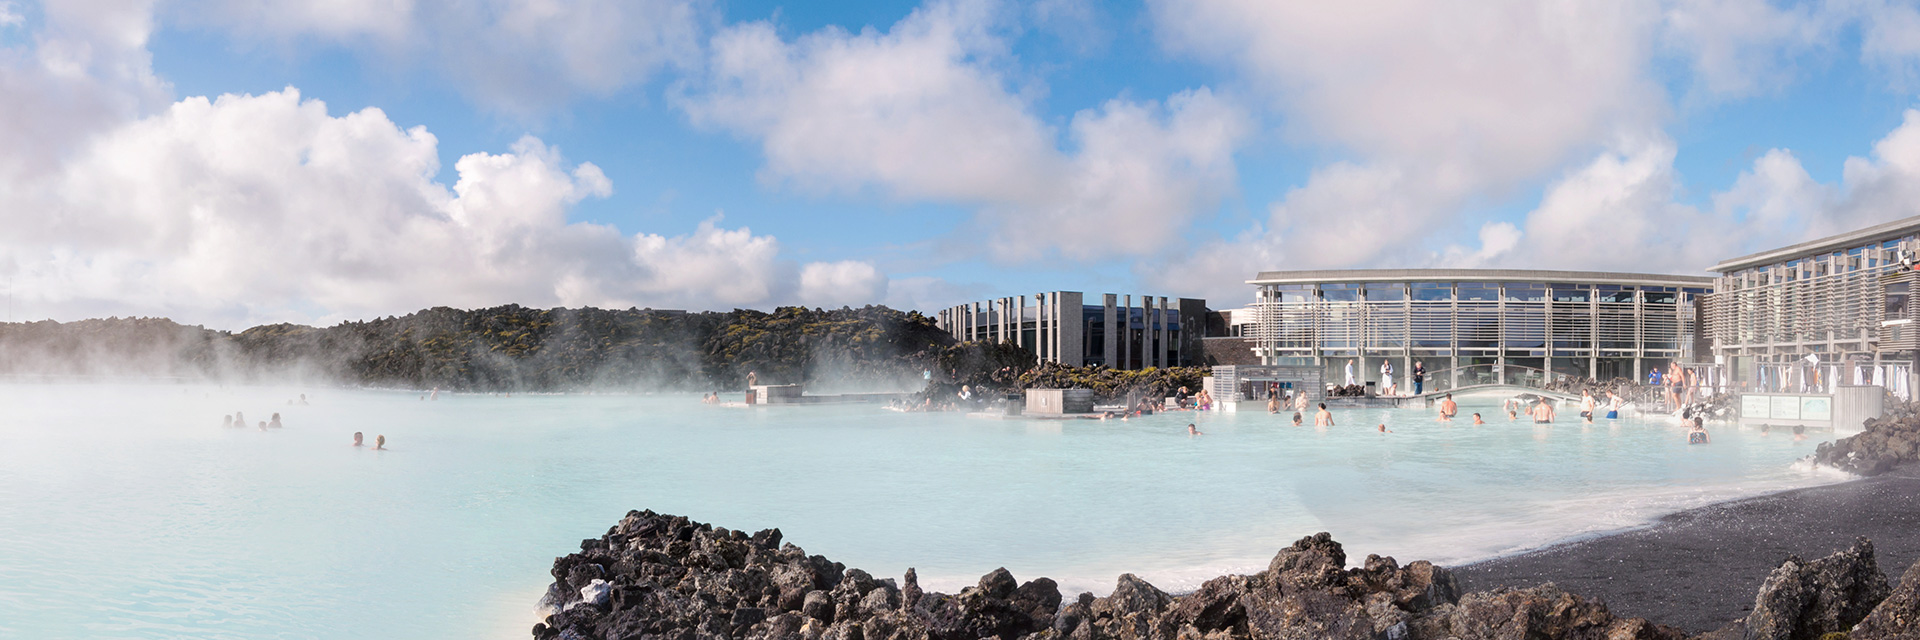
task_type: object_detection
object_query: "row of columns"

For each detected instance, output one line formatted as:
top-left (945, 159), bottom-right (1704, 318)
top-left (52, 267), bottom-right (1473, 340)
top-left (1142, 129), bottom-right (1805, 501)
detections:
top-left (937, 292), bottom-right (1170, 369)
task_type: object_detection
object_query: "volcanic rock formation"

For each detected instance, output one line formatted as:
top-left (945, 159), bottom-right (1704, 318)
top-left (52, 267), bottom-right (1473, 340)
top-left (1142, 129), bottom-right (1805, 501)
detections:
top-left (533, 512), bottom-right (1724, 640)
top-left (1812, 414), bottom-right (1920, 476)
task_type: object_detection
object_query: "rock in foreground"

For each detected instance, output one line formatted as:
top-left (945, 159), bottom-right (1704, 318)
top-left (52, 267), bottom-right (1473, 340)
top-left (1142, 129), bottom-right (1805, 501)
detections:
top-left (534, 512), bottom-right (1691, 640)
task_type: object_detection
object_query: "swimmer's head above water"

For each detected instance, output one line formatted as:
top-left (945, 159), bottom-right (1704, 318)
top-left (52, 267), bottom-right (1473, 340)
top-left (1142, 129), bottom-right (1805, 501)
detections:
top-left (353, 432), bottom-right (363, 446)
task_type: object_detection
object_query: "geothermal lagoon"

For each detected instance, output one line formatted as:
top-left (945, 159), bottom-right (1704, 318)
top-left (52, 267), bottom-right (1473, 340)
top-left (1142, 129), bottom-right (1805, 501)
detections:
top-left (0, 383), bottom-right (1841, 639)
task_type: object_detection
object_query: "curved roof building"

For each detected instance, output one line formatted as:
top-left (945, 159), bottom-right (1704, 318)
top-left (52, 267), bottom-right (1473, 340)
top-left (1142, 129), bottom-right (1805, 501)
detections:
top-left (1243, 269), bottom-right (1712, 393)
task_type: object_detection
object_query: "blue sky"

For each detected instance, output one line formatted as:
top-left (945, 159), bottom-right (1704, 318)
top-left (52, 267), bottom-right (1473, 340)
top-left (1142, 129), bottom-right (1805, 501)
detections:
top-left (7, 0), bottom-right (1920, 328)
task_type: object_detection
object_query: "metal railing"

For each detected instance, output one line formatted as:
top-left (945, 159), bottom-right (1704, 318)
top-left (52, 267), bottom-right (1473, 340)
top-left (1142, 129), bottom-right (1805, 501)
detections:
top-left (1407, 364), bottom-right (1558, 396)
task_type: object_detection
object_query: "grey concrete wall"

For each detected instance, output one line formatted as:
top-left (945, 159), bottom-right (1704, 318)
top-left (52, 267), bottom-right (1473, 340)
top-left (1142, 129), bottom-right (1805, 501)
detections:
top-left (1060, 291), bottom-right (1085, 366)
top-left (1104, 294), bottom-right (1118, 368)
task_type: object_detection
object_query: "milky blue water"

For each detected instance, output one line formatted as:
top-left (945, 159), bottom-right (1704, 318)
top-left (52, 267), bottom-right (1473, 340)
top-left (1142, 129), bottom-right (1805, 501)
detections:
top-left (0, 383), bottom-right (1842, 639)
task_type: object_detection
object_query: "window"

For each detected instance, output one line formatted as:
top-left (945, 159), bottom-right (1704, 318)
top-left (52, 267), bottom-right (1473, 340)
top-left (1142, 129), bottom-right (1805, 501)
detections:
top-left (1596, 286), bottom-right (1635, 303)
top-left (1457, 283), bottom-right (1499, 301)
top-left (1411, 282), bottom-right (1452, 301)
top-left (1365, 283), bottom-right (1406, 302)
top-left (1887, 282), bottom-right (1909, 317)
top-left (1551, 286), bottom-right (1590, 303)
top-left (1320, 288), bottom-right (1358, 302)
top-left (1502, 283), bottom-right (1546, 302)
top-left (1645, 291), bottom-right (1676, 304)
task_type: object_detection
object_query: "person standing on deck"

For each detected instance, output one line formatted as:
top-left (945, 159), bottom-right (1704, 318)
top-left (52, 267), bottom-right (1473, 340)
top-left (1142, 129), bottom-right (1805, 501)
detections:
top-left (1381, 360), bottom-right (1396, 396)
top-left (1412, 362), bottom-right (1426, 395)
top-left (1344, 360), bottom-right (1356, 386)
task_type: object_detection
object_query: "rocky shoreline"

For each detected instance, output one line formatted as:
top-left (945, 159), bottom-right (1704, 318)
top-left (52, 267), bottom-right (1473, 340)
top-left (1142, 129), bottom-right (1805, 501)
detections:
top-left (1811, 413), bottom-right (1920, 476)
top-left (534, 511), bottom-right (1920, 640)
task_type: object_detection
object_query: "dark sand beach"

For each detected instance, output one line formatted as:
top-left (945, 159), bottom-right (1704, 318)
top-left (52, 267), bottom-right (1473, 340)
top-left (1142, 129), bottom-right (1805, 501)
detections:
top-left (1453, 465), bottom-right (1920, 633)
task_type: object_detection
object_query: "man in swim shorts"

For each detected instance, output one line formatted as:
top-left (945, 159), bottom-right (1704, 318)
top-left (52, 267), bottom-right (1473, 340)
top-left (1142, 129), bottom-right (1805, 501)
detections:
top-left (1579, 390), bottom-right (1596, 424)
top-left (1605, 391), bottom-right (1623, 419)
top-left (1437, 393), bottom-right (1458, 421)
top-left (1530, 398), bottom-right (1555, 424)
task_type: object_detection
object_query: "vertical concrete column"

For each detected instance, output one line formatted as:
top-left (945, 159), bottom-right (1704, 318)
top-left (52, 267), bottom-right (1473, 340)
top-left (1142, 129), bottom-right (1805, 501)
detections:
top-left (1158, 296), bottom-right (1170, 368)
top-left (1104, 294), bottom-right (1118, 367)
top-left (1035, 293), bottom-right (1047, 362)
top-left (1589, 287), bottom-right (1599, 380)
top-left (1016, 295), bottom-right (1027, 349)
top-left (1007, 297), bottom-right (1015, 345)
top-left (993, 297), bottom-right (1003, 343)
top-left (1060, 292), bottom-right (1084, 366)
top-left (1634, 289), bottom-right (1645, 382)
top-left (1543, 293), bottom-right (1553, 381)
top-left (1150, 294), bottom-right (1160, 368)
top-left (1496, 285), bottom-right (1507, 387)
top-left (1450, 284), bottom-right (1460, 390)
top-left (1123, 294), bottom-right (1134, 369)
top-left (1054, 292), bottom-right (1064, 363)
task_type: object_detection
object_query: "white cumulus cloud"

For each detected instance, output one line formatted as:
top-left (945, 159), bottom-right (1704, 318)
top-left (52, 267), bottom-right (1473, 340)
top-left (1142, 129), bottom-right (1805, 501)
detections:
top-left (0, 86), bottom-right (878, 327)
top-left (677, 0), bottom-right (1249, 262)
top-left (798, 260), bottom-right (890, 309)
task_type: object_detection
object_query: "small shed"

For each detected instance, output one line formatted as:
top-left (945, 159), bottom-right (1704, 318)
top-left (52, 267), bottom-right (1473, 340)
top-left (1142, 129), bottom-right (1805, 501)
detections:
top-left (1026, 388), bottom-right (1095, 415)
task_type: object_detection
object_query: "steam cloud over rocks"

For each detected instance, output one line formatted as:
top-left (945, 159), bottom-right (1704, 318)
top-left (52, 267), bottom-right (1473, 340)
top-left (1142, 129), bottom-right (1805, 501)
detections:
top-left (0, 304), bottom-right (964, 392)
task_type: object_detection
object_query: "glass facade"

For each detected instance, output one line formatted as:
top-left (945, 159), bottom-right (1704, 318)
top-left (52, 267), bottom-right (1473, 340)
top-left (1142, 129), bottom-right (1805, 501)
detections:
top-left (1247, 273), bottom-right (1709, 389)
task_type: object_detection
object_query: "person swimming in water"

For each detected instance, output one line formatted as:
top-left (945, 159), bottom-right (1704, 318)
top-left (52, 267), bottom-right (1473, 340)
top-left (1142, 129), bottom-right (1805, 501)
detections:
top-left (1579, 390), bottom-right (1597, 424)
top-left (1687, 418), bottom-right (1711, 445)
top-left (1377, 423), bottom-right (1392, 433)
top-left (1437, 393), bottom-right (1457, 421)
top-left (268, 413), bottom-right (283, 429)
top-left (1187, 423), bottom-right (1203, 436)
top-left (353, 432), bottom-right (364, 447)
top-left (373, 434), bottom-right (386, 450)
top-left (1605, 391), bottom-right (1622, 419)
top-left (1472, 413), bottom-right (1485, 425)
top-left (1291, 412), bottom-right (1303, 426)
top-left (234, 411), bottom-right (247, 428)
top-left (299, 393), bottom-right (309, 405)
top-left (257, 421), bottom-right (267, 431)
top-left (222, 414), bottom-right (233, 428)
top-left (1314, 403), bottom-right (1335, 427)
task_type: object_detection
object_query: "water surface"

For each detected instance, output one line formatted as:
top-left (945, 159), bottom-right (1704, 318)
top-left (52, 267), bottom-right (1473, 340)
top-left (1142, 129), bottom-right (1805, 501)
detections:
top-left (0, 383), bottom-right (1839, 639)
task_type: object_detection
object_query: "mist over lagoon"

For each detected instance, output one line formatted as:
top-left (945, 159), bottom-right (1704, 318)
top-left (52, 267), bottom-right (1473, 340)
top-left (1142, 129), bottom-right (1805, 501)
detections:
top-left (0, 382), bottom-right (1838, 639)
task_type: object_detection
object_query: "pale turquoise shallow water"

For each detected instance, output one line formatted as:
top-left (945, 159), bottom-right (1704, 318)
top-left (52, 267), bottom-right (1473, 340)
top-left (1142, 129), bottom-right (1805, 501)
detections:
top-left (0, 383), bottom-right (1842, 639)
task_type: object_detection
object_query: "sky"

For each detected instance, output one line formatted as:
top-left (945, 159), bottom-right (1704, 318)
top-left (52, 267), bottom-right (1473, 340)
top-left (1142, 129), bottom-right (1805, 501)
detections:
top-left (8, 0), bottom-right (1920, 329)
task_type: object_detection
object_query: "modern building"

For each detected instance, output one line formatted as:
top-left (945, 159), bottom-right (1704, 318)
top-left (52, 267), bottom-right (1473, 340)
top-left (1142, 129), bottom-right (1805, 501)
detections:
top-left (1704, 215), bottom-right (1920, 394)
top-left (1242, 269), bottom-right (1713, 392)
top-left (934, 292), bottom-right (1208, 369)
